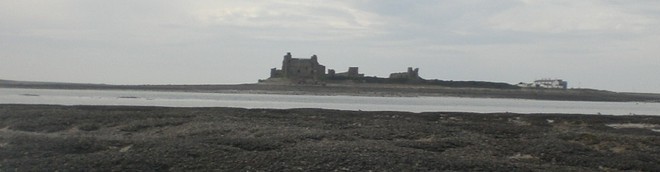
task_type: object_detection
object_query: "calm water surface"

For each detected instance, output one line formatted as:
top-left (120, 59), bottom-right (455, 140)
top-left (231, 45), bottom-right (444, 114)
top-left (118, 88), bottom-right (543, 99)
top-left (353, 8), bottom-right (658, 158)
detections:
top-left (1, 88), bottom-right (659, 115)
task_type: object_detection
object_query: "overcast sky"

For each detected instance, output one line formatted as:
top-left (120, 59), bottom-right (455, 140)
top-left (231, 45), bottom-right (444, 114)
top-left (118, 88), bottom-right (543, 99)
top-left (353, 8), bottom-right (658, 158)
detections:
top-left (1, 0), bottom-right (659, 93)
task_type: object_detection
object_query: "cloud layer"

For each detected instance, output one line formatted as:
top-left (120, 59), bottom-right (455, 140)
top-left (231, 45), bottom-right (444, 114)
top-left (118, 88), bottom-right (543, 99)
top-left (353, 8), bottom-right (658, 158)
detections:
top-left (1, 0), bottom-right (659, 93)
top-left (489, 0), bottom-right (655, 33)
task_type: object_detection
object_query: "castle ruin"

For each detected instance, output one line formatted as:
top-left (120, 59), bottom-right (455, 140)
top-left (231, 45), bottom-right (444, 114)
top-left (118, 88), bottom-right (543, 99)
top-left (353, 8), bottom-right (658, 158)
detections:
top-left (260, 52), bottom-right (524, 89)
top-left (264, 52), bottom-right (419, 84)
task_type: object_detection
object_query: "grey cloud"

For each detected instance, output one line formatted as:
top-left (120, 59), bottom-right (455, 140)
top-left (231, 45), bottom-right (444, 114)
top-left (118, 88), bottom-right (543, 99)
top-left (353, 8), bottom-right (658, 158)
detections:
top-left (1, 0), bottom-right (659, 93)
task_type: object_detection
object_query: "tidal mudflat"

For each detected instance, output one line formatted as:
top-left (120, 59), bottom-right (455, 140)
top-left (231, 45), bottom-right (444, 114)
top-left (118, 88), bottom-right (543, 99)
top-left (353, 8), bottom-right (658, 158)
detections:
top-left (1, 104), bottom-right (659, 171)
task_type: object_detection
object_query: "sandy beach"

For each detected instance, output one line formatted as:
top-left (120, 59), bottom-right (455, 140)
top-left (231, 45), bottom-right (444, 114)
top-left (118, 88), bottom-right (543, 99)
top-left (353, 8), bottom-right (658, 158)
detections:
top-left (1, 104), bottom-right (659, 171)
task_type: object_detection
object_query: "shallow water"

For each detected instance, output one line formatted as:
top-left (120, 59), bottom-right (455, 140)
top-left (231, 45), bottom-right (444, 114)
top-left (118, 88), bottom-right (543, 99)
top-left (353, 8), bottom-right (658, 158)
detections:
top-left (1, 88), bottom-right (659, 115)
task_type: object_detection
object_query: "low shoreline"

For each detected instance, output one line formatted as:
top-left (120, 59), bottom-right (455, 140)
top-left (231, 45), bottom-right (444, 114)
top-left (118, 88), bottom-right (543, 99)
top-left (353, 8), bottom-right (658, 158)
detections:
top-left (2, 79), bottom-right (660, 102)
top-left (1, 104), bottom-right (659, 171)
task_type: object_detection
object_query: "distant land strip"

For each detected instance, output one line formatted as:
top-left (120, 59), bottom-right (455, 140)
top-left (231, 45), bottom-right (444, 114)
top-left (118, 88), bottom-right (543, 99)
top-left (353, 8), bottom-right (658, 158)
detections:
top-left (1, 79), bottom-right (660, 102)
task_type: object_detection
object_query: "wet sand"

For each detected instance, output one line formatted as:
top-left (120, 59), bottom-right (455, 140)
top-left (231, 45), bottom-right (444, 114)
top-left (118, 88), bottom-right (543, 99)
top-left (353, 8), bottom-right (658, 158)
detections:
top-left (1, 104), bottom-right (659, 171)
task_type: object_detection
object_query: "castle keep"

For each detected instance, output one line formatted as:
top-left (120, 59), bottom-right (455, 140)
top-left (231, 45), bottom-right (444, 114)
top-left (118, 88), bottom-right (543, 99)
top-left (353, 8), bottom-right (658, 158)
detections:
top-left (270, 52), bottom-right (326, 80)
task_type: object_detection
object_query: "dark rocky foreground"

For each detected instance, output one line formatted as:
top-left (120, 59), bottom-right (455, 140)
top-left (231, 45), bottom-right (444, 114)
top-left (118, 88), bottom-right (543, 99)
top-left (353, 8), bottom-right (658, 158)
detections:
top-left (1, 105), bottom-right (659, 171)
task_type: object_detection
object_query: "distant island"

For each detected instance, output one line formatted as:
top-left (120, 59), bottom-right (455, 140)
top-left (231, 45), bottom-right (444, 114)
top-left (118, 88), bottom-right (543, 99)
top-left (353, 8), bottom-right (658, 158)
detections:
top-left (1, 52), bottom-right (660, 102)
top-left (260, 52), bottom-right (520, 89)
top-left (261, 52), bottom-right (572, 90)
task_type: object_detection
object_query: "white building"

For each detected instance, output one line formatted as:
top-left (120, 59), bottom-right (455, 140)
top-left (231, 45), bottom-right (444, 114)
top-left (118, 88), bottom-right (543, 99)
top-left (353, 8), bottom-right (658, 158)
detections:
top-left (518, 79), bottom-right (568, 89)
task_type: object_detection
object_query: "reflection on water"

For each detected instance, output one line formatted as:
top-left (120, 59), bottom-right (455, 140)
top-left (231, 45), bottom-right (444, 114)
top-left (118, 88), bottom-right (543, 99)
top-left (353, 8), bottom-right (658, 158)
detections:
top-left (1, 88), bottom-right (659, 115)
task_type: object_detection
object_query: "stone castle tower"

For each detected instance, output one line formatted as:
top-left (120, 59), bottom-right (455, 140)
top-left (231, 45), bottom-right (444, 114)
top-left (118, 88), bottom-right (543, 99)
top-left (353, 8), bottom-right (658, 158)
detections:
top-left (270, 52), bottom-right (326, 81)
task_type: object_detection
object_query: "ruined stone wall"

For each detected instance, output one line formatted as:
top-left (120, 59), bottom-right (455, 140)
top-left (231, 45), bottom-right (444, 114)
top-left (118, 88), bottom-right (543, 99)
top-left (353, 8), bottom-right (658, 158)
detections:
top-left (389, 67), bottom-right (421, 80)
top-left (270, 68), bottom-right (283, 78)
top-left (333, 67), bottom-right (364, 78)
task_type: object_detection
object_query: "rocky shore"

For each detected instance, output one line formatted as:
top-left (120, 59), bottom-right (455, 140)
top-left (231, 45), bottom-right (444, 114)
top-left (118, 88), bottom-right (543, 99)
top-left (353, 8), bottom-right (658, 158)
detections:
top-left (1, 104), bottom-right (659, 171)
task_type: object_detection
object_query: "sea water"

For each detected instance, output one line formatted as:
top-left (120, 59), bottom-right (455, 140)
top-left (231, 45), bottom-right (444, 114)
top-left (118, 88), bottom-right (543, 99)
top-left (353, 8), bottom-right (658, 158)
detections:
top-left (1, 88), bottom-right (659, 115)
